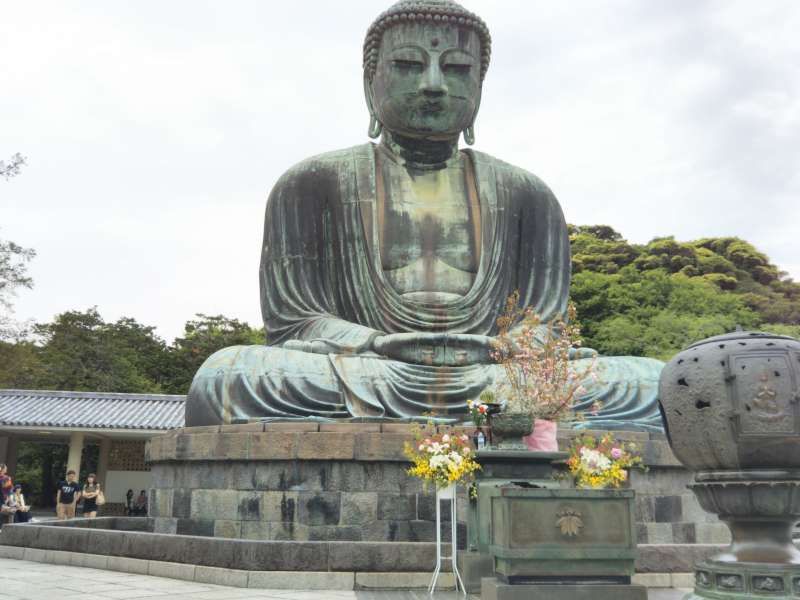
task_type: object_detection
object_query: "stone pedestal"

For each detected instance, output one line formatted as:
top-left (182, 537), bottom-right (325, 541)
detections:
top-left (481, 578), bottom-right (647, 600)
top-left (480, 488), bottom-right (645, 600)
top-left (145, 423), bottom-right (470, 542)
top-left (490, 488), bottom-right (638, 581)
top-left (684, 476), bottom-right (800, 599)
top-left (461, 449), bottom-right (565, 592)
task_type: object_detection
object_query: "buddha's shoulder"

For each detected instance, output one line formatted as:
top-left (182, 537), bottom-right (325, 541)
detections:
top-left (469, 149), bottom-right (556, 198)
top-left (272, 144), bottom-right (372, 187)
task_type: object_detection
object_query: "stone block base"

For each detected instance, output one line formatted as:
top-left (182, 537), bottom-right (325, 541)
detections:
top-left (0, 545), bottom-right (459, 591)
top-left (147, 424), bottom-right (471, 543)
top-left (459, 550), bottom-right (494, 593)
top-left (481, 578), bottom-right (647, 600)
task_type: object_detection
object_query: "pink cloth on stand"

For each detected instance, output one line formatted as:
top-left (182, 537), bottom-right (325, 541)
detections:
top-left (524, 419), bottom-right (559, 452)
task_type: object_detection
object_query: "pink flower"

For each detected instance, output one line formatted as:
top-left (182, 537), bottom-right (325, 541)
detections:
top-left (610, 448), bottom-right (623, 460)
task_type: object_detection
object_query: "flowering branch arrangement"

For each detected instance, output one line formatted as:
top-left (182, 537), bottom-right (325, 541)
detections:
top-left (404, 429), bottom-right (481, 491)
top-left (0, 153), bottom-right (26, 180)
top-left (566, 433), bottom-right (645, 489)
top-left (490, 292), bottom-right (598, 421)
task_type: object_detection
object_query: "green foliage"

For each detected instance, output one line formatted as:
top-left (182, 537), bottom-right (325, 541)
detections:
top-left (0, 310), bottom-right (263, 395)
top-left (162, 314), bottom-right (264, 394)
top-left (13, 442), bottom-right (68, 507)
top-left (570, 226), bottom-right (800, 360)
top-left (0, 340), bottom-right (44, 388)
top-left (33, 309), bottom-right (165, 393)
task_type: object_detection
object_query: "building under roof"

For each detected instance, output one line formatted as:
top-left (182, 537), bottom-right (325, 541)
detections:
top-left (0, 389), bottom-right (186, 506)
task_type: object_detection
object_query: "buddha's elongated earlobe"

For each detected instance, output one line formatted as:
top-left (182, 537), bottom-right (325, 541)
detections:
top-left (464, 125), bottom-right (476, 146)
top-left (464, 93), bottom-right (481, 146)
top-left (368, 115), bottom-right (383, 139)
top-left (364, 74), bottom-right (383, 139)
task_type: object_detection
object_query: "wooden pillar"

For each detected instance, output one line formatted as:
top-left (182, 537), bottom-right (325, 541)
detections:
top-left (97, 438), bottom-right (112, 485)
top-left (66, 432), bottom-right (85, 476)
top-left (0, 436), bottom-right (8, 466)
top-left (5, 437), bottom-right (18, 476)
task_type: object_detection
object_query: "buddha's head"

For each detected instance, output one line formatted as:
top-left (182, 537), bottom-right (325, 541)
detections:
top-left (363, 0), bottom-right (491, 145)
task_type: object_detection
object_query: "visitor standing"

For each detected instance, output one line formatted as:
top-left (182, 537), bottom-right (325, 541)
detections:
top-left (55, 470), bottom-right (81, 520)
top-left (81, 473), bottom-right (101, 519)
top-left (125, 489), bottom-right (134, 516)
top-left (0, 464), bottom-right (12, 502)
top-left (133, 490), bottom-right (147, 516)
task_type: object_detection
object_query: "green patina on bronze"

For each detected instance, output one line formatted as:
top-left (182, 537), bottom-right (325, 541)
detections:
top-left (489, 488), bottom-right (639, 581)
top-left (484, 486), bottom-right (647, 599)
top-left (185, 0), bottom-right (664, 429)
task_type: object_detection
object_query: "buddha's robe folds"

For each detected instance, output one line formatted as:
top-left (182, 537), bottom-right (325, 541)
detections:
top-left (186, 144), bottom-right (664, 431)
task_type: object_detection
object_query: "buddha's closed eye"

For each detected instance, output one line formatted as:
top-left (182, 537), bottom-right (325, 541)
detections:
top-left (393, 59), bottom-right (424, 71)
top-left (443, 64), bottom-right (471, 75)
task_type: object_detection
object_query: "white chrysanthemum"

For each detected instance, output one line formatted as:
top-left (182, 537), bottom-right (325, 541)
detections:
top-left (579, 448), bottom-right (612, 474)
top-left (430, 454), bottom-right (449, 470)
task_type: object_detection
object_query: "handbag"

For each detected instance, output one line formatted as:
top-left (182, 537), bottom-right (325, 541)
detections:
top-left (96, 489), bottom-right (106, 506)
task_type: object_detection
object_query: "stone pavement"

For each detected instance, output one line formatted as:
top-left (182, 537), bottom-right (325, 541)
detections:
top-left (0, 557), bottom-right (689, 600)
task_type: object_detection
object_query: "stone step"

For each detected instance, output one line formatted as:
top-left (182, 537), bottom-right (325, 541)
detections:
top-left (0, 518), bottom-right (722, 576)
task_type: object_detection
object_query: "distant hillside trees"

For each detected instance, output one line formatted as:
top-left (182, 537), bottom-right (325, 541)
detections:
top-left (569, 226), bottom-right (800, 360)
top-left (0, 311), bottom-right (263, 394)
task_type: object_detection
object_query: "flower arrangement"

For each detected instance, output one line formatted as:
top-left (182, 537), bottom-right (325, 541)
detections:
top-left (404, 430), bottom-right (481, 491)
top-left (490, 292), bottom-right (599, 422)
top-left (467, 398), bottom-right (489, 428)
top-left (566, 433), bottom-right (644, 489)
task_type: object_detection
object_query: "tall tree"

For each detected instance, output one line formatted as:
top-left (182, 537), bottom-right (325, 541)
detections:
top-left (0, 153), bottom-right (26, 180)
top-left (164, 314), bottom-right (264, 394)
top-left (34, 308), bottom-right (168, 393)
top-left (0, 340), bottom-right (43, 389)
top-left (0, 235), bottom-right (36, 340)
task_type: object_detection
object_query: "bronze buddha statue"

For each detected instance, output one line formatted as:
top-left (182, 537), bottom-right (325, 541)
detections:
top-left (185, 0), bottom-right (664, 430)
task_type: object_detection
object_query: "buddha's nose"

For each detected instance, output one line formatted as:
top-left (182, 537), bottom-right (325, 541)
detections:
top-left (420, 63), bottom-right (448, 96)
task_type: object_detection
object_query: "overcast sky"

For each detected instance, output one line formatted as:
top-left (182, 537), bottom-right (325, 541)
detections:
top-left (2, 1), bottom-right (798, 342)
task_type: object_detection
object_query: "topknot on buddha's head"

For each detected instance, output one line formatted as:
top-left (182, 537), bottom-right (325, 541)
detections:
top-left (363, 0), bottom-right (492, 82)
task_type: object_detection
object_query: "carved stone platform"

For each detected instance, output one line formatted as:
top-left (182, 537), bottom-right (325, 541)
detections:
top-left (145, 423), bottom-right (471, 543)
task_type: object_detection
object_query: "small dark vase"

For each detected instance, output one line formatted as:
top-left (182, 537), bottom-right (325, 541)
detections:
top-left (490, 412), bottom-right (533, 450)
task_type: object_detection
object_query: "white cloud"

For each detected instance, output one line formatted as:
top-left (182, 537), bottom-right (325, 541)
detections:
top-left (2, 0), bottom-right (798, 341)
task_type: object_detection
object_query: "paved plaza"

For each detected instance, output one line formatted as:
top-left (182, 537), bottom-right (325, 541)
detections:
top-left (0, 557), bottom-right (689, 600)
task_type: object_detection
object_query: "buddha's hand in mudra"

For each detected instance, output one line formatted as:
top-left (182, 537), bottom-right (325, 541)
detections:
top-left (569, 347), bottom-right (599, 360)
top-left (371, 333), bottom-right (496, 366)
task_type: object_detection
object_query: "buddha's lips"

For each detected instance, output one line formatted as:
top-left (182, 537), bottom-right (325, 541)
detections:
top-left (420, 100), bottom-right (445, 114)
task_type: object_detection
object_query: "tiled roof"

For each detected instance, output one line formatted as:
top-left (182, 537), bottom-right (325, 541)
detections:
top-left (0, 389), bottom-right (185, 431)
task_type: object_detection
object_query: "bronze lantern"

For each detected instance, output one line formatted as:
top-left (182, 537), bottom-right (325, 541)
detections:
top-left (660, 331), bottom-right (800, 599)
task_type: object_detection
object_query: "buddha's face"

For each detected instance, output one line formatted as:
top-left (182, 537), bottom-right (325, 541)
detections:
top-left (369, 22), bottom-right (482, 140)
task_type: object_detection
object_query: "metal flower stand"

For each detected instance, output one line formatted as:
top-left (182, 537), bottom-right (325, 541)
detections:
top-left (429, 483), bottom-right (465, 595)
